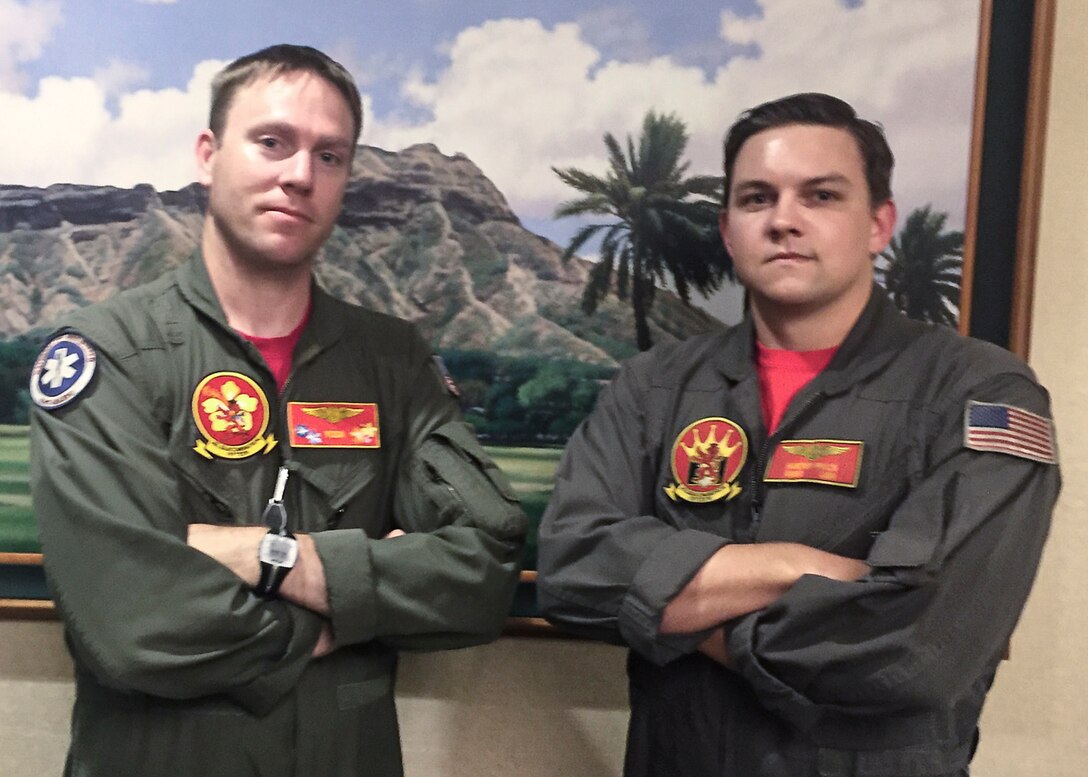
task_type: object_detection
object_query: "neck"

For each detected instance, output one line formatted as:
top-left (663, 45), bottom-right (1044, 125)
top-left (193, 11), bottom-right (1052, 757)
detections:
top-left (750, 286), bottom-right (870, 351)
top-left (201, 224), bottom-right (312, 337)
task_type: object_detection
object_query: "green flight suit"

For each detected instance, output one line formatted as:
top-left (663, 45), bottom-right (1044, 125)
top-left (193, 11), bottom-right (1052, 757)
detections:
top-left (30, 255), bottom-right (527, 777)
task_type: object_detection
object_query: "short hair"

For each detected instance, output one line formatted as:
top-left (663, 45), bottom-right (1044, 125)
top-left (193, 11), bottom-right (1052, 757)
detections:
top-left (208, 44), bottom-right (363, 149)
top-left (722, 93), bottom-right (894, 207)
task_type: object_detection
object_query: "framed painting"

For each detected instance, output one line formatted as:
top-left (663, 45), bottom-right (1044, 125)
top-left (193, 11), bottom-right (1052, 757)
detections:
top-left (0, 0), bottom-right (1056, 625)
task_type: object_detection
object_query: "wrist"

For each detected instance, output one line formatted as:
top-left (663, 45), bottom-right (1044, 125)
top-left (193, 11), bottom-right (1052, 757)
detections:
top-left (255, 528), bottom-right (299, 599)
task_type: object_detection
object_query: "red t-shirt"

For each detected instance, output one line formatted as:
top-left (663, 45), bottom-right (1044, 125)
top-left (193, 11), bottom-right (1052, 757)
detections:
top-left (755, 342), bottom-right (838, 434)
top-left (237, 311), bottom-right (309, 392)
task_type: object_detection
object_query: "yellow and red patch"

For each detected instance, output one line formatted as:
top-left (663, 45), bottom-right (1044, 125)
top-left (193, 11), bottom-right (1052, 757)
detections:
top-left (287, 402), bottom-right (380, 448)
top-left (665, 417), bottom-right (748, 503)
top-left (192, 372), bottom-right (276, 460)
top-left (764, 439), bottom-right (864, 487)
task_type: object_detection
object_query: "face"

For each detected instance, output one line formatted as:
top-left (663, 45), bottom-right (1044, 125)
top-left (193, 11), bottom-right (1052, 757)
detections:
top-left (196, 71), bottom-right (355, 272)
top-left (719, 124), bottom-right (896, 327)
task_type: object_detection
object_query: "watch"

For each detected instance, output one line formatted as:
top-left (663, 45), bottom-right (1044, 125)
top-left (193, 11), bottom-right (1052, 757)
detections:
top-left (255, 529), bottom-right (298, 599)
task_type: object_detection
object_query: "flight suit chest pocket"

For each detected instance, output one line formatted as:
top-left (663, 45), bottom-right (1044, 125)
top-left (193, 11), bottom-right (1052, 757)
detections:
top-left (290, 447), bottom-right (391, 534)
top-left (755, 397), bottom-right (922, 556)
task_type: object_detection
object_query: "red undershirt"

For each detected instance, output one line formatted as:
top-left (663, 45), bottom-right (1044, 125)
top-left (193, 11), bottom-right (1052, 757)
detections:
top-left (237, 309), bottom-right (310, 392)
top-left (755, 342), bottom-right (838, 435)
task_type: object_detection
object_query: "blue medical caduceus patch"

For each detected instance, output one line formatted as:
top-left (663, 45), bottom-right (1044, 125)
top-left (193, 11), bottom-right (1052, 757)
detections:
top-left (30, 333), bottom-right (98, 410)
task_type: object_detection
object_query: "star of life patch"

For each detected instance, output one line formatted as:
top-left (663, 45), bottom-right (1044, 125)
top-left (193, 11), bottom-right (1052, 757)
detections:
top-left (964, 400), bottom-right (1056, 464)
top-left (30, 333), bottom-right (97, 410)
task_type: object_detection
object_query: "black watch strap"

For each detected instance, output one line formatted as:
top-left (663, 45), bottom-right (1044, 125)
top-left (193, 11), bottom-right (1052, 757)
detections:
top-left (256, 530), bottom-right (297, 599)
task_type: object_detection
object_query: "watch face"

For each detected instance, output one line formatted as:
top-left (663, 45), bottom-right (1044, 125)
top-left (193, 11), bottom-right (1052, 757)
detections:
top-left (259, 534), bottom-right (299, 568)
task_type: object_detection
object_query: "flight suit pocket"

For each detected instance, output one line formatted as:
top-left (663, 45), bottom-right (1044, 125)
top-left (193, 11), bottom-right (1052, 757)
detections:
top-left (411, 420), bottom-right (526, 540)
top-left (865, 485), bottom-right (944, 574)
top-left (336, 675), bottom-right (392, 710)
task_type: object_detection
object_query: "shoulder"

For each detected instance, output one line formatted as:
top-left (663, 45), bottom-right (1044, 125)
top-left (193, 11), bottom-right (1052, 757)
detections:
top-left (320, 293), bottom-right (427, 352)
top-left (881, 321), bottom-right (1053, 434)
top-left (50, 271), bottom-right (182, 358)
top-left (30, 272), bottom-right (181, 411)
top-left (902, 322), bottom-right (1041, 393)
top-left (618, 327), bottom-right (736, 391)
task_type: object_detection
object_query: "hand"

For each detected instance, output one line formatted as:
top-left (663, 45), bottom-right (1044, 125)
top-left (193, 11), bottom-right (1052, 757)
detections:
top-left (794, 545), bottom-right (870, 583)
top-left (660, 542), bottom-right (871, 634)
top-left (384, 529), bottom-right (406, 539)
top-left (187, 524), bottom-right (266, 587)
top-left (312, 621), bottom-right (336, 658)
top-left (697, 627), bottom-right (735, 669)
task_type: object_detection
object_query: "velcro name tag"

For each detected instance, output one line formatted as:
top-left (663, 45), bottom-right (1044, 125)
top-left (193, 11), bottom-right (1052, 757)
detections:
top-left (288, 402), bottom-right (380, 448)
top-left (764, 439), bottom-right (864, 488)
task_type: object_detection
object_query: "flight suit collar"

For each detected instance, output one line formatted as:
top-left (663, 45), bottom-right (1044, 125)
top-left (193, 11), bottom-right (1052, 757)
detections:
top-left (713, 315), bottom-right (757, 384)
top-left (818, 287), bottom-right (919, 395)
top-left (714, 286), bottom-right (917, 396)
top-left (174, 253), bottom-right (346, 358)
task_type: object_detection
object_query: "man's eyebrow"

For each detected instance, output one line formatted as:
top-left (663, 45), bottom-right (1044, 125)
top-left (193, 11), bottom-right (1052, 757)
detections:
top-left (733, 173), bottom-right (854, 190)
top-left (250, 120), bottom-right (353, 150)
top-left (802, 173), bottom-right (852, 188)
top-left (732, 179), bottom-right (774, 192)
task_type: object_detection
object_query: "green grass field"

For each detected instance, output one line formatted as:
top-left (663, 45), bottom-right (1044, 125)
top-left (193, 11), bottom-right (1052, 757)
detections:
top-left (0, 425), bottom-right (36, 552)
top-left (0, 426), bottom-right (560, 566)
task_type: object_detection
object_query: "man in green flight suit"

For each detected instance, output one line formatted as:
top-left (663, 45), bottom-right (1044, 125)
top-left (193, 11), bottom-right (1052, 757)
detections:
top-left (29, 44), bottom-right (527, 777)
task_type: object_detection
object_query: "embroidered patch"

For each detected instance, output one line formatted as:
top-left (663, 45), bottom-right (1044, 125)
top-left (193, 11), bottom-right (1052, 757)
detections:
top-left (192, 372), bottom-right (277, 460)
top-left (764, 439), bottom-right (864, 487)
top-left (665, 417), bottom-right (748, 503)
top-left (287, 402), bottom-right (380, 448)
top-left (964, 401), bottom-right (1056, 464)
top-left (30, 334), bottom-right (97, 410)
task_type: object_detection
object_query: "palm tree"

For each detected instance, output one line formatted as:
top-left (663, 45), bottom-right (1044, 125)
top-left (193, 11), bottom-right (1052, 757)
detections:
top-left (877, 205), bottom-right (963, 327)
top-left (553, 111), bottom-right (732, 351)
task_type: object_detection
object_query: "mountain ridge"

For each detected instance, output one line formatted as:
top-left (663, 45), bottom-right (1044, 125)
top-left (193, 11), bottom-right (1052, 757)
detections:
top-left (0, 143), bottom-right (724, 364)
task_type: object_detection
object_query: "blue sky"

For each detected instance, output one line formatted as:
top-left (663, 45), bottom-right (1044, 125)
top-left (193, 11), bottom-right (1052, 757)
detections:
top-left (18, 1), bottom-right (763, 119)
top-left (1, 0), bottom-right (981, 320)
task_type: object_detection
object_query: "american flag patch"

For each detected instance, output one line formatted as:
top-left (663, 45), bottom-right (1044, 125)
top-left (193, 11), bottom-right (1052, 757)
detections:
top-left (964, 401), bottom-right (1056, 464)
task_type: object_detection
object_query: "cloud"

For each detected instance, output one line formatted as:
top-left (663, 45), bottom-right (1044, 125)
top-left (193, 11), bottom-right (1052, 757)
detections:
top-left (574, 6), bottom-right (655, 62)
top-left (0, 59), bottom-right (222, 188)
top-left (0, 0), bottom-right (62, 92)
top-left (0, 0), bottom-right (980, 233)
top-left (368, 0), bottom-right (980, 227)
top-left (135, 0), bottom-right (178, 4)
top-left (92, 58), bottom-right (151, 100)
top-left (369, 18), bottom-right (714, 216)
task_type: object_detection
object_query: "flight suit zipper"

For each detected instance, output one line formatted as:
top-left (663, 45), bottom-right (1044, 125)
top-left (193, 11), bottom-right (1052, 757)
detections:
top-left (748, 390), bottom-right (824, 536)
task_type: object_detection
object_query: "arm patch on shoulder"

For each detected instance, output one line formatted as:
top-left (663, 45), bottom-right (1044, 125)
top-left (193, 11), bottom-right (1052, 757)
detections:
top-left (30, 333), bottom-right (98, 410)
top-left (964, 400), bottom-right (1057, 464)
top-left (431, 355), bottom-right (460, 398)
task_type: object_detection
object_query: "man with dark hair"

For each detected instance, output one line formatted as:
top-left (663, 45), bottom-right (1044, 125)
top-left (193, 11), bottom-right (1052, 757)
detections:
top-left (538, 92), bottom-right (1059, 776)
top-left (208, 44), bottom-right (363, 147)
top-left (30, 44), bottom-right (526, 777)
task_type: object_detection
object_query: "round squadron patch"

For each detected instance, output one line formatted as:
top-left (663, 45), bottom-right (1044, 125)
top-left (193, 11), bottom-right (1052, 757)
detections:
top-left (665, 417), bottom-right (748, 503)
top-left (191, 372), bottom-right (276, 460)
top-left (30, 334), bottom-right (97, 410)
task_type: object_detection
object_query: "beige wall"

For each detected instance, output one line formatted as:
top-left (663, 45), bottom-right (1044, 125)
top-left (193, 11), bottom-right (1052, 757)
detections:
top-left (3, 3), bottom-right (1087, 775)
top-left (972, 0), bottom-right (1088, 773)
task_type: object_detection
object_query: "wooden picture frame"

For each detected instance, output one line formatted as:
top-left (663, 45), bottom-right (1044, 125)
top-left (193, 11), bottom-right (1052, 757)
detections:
top-left (0, 0), bottom-right (1057, 625)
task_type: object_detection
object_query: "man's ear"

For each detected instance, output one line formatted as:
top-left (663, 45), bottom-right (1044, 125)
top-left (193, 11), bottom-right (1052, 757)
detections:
top-left (869, 199), bottom-right (897, 255)
top-left (718, 208), bottom-right (732, 256)
top-left (195, 129), bottom-right (217, 187)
